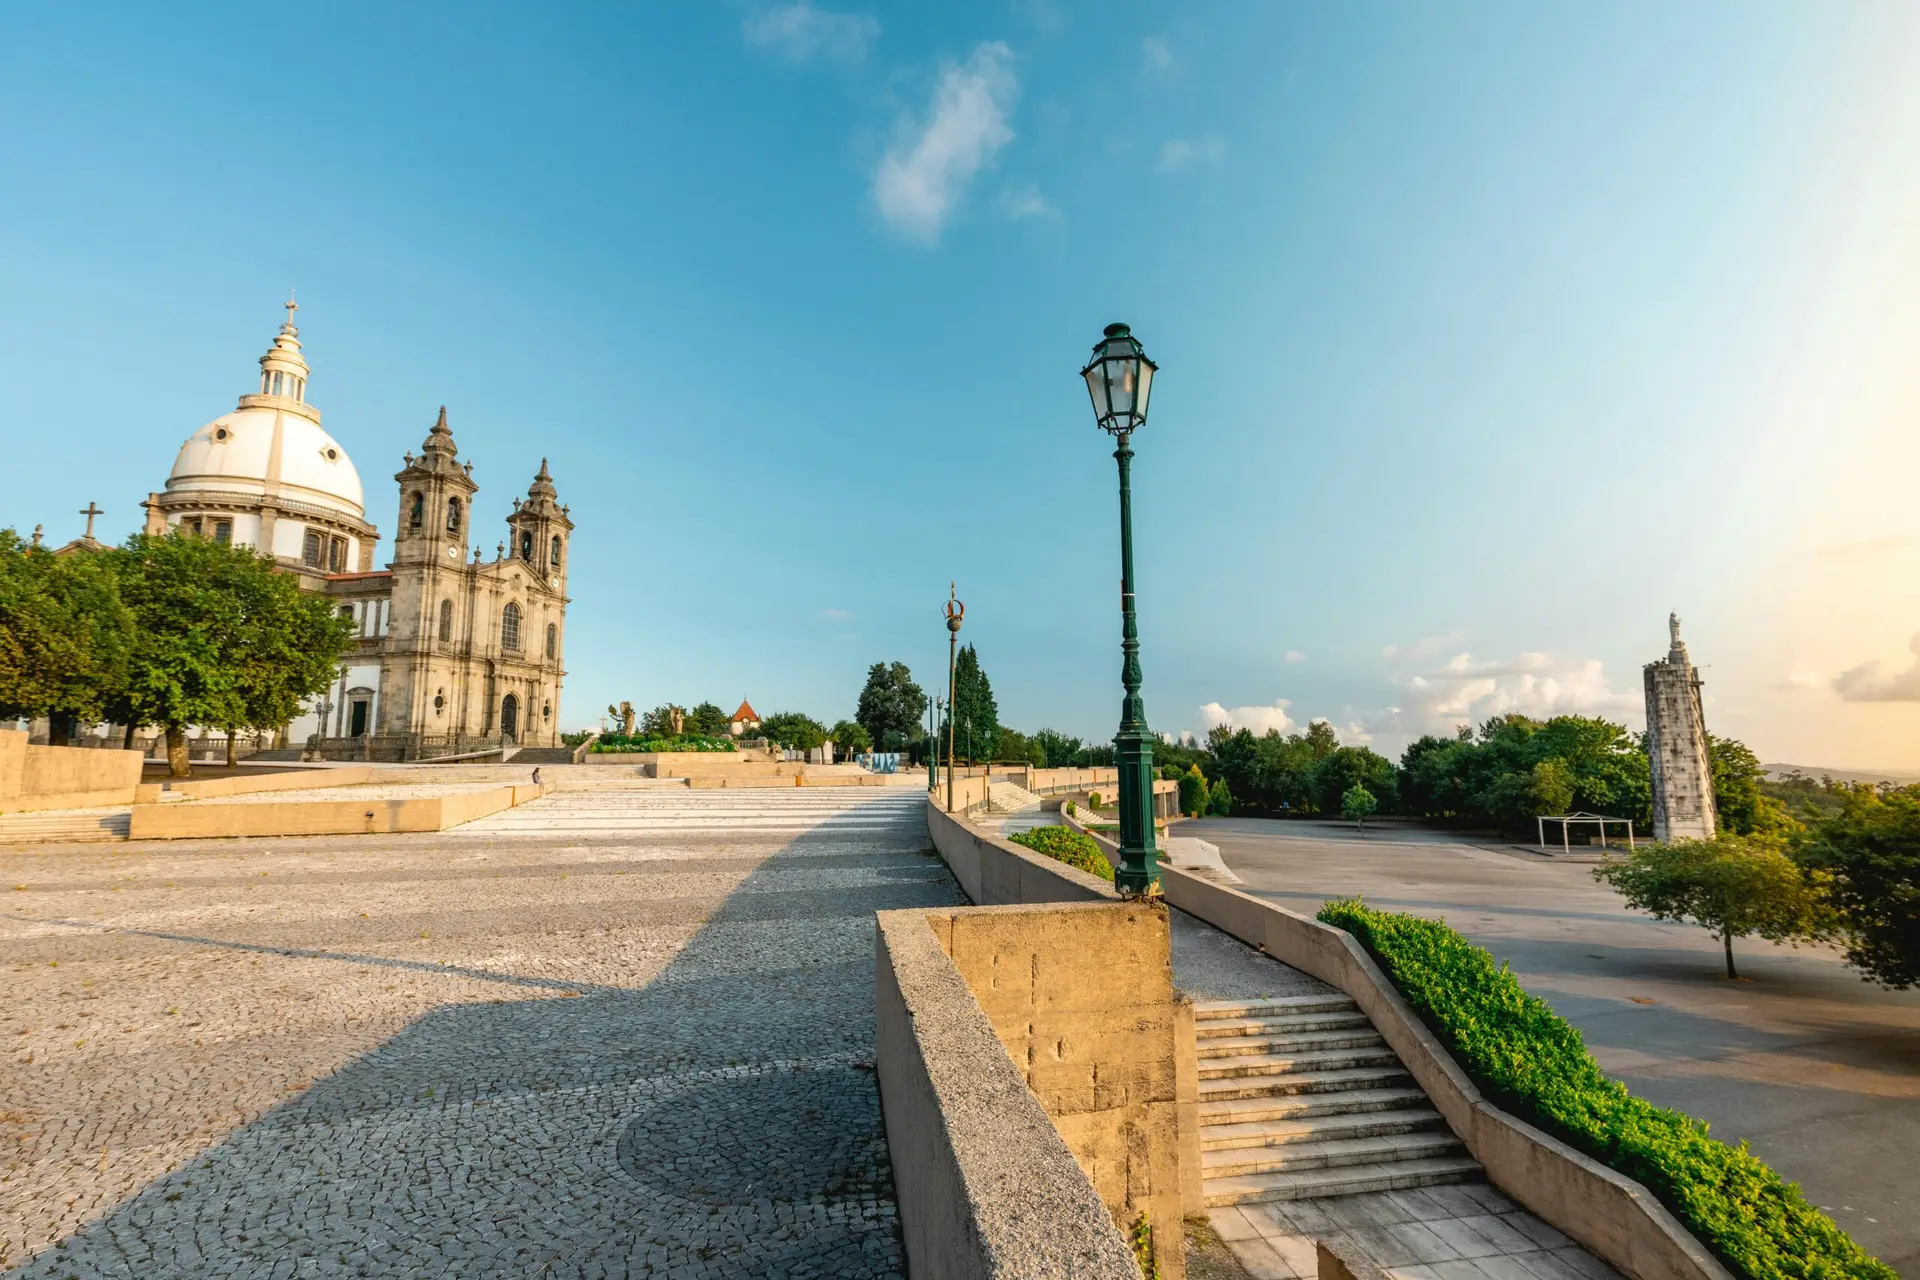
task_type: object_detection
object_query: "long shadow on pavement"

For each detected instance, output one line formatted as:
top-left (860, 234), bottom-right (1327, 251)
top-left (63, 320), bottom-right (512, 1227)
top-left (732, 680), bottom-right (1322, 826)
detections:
top-left (9, 824), bottom-right (960, 1280)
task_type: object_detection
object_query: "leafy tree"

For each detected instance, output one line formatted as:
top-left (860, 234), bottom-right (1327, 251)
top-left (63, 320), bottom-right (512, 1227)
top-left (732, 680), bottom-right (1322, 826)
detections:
top-left (1178, 764), bottom-right (1209, 817)
top-left (1312, 746), bottom-right (1399, 816)
top-left (829, 718), bottom-right (872, 760)
top-left (1342, 784), bottom-right (1378, 832)
top-left (947, 644), bottom-right (998, 763)
top-left (855, 661), bottom-right (927, 754)
top-left (1794, 785), bottom-right (1920, 988)
top-left (1593, 836), bottom-right (1837, 979)
top-left (1208, 778), bottom-right (1234, 816)
top-left (993, 726), bottom-right (1044, 765)
top-left (1304, 720), bottom-right (1339, 760)
top-left (0, 531), bottom-right (132, 740)
top-left (1707, 734), bottom-right (1793, 836)
top-left (759, 711), bottom-right (827, 751)
top-left (685, 701), bottom-right (729, 737)
top-left (109, 533), bottom-right (353, 777)
top-left (1031, 728), bottom-right (1083, 768)
top-left (640, 703), bottom-right (688, 736)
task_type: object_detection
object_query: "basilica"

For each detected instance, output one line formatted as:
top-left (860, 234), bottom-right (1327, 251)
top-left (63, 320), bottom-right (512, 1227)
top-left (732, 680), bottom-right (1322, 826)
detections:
top-left (140, 302), bottom-right (572, 750)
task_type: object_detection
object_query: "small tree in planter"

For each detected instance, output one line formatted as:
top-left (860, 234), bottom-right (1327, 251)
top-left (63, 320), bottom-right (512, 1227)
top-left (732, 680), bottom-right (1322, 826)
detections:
top-left (1594, 835), bottom-right (1837, 979)
top-left (1342, 783), bottom-right (1378, 833)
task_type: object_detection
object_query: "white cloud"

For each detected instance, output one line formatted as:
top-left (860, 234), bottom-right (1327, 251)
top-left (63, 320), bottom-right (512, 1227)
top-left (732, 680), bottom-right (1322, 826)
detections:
top-left (1197, 699), bottom-right (1298, 737)
top-left (820, 607), bottom-right (853, 621)
top-left (1157, 135), bottom-right (1223, 173)
top-left (995, 183), bottom-right (1054, 220)
top-left (743, 3), bottom-right (880, 64)
top-left (1284, 650), bottom-right (1306, 664)
top-left (1834, 633), bottom-right (1920, 702)
top-left (1396, 651), bottom-right (1639, 731)
top-left (1381, 631), bottom-right (1466, 661)
top-left (873, 43), bottom-right (1018, 244)
top-left (1009, 0), bottom-right (1064, 32)
top-left (1141, 35), bottom-right (1175, 74)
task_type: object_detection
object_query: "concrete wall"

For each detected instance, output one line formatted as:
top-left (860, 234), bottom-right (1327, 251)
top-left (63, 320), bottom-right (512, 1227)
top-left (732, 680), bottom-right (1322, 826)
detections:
top-left (1159, 865), bottom-right (1734, 1280)
top-left (927, 901), bottom-right (1198, 1277)
top-left (134, 765), bottom-right (375, 803)
top-left (0, 730), bottom-right (143, 813)
top-left (126, 783), bottom-right (548, 840)
top-left (926, 799), bottom-right (1119, 906)
top-left (874, 907), bottom-right (1164, 1280)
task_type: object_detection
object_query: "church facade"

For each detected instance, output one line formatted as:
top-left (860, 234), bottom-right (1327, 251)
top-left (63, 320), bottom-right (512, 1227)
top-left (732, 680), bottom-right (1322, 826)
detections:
top-left (141, 304), bottom-right (572, 750)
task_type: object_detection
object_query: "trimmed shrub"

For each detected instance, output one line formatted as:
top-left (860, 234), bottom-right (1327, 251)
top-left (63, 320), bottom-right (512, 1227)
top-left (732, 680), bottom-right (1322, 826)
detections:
top-left (1208, 779), bottom-right (1234, 816)
top-left (1315, 898), bottom-right (1894, 1280)
top-left (591, 733), bottom-right (735, 753)
top-left (1010, 826), bottom-right (1114, 882)
top-left (1179, 766), bottom-right (1209, 818)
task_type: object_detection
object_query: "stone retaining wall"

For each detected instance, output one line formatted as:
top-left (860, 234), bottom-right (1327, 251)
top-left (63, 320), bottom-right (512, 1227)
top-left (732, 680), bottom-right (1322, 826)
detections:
top-left (925, 798), bottom-right (1118, 905)
top-left (1159, 865), bottom-right (1733, 1280)
top-left (126, 783), bottom-right (551, 840)
top-left (0, 729), bottom-right (143, 813)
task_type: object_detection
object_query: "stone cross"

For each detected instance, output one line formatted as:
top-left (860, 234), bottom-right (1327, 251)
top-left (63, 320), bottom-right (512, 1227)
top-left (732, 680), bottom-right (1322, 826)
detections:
top-left (79, 502), bottom-right (103, 540)
top-left (284, 292), bottom-right (298, 327)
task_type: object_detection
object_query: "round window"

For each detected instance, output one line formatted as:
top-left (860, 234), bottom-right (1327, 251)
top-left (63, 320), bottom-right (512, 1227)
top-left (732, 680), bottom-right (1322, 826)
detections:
top-left (324, 448), bottom-right (339, 461)
top-left (214, 427), bottom-right (230, 441)
top-left (433, 693), bottom-right (446, 713)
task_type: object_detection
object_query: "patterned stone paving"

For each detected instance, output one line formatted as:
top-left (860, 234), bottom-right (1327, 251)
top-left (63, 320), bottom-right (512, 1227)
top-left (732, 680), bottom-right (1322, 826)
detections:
top-left (2, 786), bottom-right (951, 1278)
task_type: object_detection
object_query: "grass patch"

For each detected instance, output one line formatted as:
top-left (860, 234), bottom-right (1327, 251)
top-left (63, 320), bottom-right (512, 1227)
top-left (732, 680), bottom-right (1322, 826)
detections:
top-left (1315, 898), bottom-right (1893, 1280)
top-left (1009, 826), bottom-right (1114, 882)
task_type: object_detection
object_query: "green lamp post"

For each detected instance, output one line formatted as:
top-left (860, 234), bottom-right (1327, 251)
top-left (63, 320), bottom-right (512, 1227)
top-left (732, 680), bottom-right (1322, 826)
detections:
top-left (1081, 322), bottom-right (1160, 895)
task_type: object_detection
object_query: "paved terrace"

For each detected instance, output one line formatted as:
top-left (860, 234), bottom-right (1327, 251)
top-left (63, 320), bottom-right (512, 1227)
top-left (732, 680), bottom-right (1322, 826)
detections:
top-left (1, 784), bottom-right (954, 1278)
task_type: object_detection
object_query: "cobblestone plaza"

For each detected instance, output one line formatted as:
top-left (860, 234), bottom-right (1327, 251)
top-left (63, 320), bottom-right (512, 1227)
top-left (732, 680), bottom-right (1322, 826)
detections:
top-left (2, 786), bottom-right (952, 1278)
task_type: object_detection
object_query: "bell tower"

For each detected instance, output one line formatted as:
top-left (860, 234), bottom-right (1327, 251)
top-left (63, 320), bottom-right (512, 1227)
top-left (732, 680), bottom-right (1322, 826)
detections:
top-left (381, 407), bottom-right (482, 737)
top-left (505, 459), bottom-right (573, 588)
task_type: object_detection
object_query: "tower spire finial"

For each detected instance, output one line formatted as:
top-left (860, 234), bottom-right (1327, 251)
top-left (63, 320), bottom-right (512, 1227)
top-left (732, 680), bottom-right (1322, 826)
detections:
top-left (283, 290), bottom-right (298, 332)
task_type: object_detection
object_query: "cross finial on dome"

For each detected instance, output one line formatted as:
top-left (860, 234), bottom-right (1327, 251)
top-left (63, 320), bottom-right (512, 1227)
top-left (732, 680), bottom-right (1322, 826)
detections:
top-left (283, 291), bottom-right (298, 332)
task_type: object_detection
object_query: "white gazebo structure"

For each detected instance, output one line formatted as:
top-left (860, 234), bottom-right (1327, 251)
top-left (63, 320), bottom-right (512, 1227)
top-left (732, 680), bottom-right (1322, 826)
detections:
top-left (1537, 812), bottom-right (1637, 856)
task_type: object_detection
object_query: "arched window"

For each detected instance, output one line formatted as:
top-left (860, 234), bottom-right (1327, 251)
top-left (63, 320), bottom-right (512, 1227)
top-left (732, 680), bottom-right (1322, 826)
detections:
top-left (501, 602), bottom-right (521, 651)
top-left (550, 536), bottom-right (562, 568)
top-left (438, 598), bottom-right (454, 641)
top-left (545, 622), bottom-right (557, 659)
top-left (446, 497), bottom-right (463, 533)
top-left (519, 530), bottom-right (534, 560)
top-left (409, 493), bottom-right (424, 529)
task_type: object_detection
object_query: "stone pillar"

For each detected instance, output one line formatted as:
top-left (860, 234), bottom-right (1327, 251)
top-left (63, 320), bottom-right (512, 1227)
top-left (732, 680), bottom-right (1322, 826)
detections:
top-left (1643, 614), bottom-right (1716, 843)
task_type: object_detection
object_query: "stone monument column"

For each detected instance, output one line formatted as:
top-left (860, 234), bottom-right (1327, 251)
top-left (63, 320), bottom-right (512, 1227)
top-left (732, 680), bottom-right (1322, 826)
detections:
top-left (1643, 613), bottom-right (1717, 842)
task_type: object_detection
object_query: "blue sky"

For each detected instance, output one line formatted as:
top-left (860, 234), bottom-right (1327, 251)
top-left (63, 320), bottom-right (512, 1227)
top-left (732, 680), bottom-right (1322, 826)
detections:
top-left (5, 3), bottom-right (1920, 766)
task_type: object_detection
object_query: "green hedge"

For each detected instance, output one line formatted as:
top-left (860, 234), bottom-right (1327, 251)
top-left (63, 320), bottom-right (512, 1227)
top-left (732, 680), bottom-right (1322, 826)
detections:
top-left (1314, 898), bottom-right (1891, 1280)
top-left (1009, 826), bottom-right (1114, 883)
top-left (590, 733), bottom-right (736, 753)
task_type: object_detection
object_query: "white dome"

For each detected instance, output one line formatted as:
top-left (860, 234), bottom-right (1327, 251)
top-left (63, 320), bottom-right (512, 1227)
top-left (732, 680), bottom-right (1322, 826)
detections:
top-left (166, 406), bottom-right (366, 520)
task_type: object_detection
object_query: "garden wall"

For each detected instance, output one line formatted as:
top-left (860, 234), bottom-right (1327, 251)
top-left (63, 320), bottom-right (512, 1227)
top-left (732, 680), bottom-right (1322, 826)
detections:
top-left (1159, 865), bottom-right (1733, 1280)
top-left (0, 729), bottom-right (143, 813)
top-left (926, 798), bottom-right (1118, 905)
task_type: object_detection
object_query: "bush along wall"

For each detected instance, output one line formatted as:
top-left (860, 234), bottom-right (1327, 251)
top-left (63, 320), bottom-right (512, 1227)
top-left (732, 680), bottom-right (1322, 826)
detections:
top-left (1009, 826), bottom-right (1114, 883)
top-left (1314, 898), bottom-right (1893, 1280)
top-left (590, 733), bottom-right (736, 753)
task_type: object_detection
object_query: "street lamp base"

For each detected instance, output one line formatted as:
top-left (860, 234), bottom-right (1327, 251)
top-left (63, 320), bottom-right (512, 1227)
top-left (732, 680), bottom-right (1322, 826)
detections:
top-left (1112, 724), bottom-right (1158, 894)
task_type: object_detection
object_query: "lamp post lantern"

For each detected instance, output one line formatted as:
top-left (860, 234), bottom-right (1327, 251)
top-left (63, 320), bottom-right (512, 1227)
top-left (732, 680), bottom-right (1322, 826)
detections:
top-left (1081, 322), bottom-right (1160, 895)
top-left (944, 585), bottom-right (963, 813)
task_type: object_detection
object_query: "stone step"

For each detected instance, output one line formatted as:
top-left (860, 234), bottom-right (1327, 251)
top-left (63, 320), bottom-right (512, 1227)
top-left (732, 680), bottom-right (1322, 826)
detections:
top-left (1197, 1028), bottom-right (1385, 1058)
top-left (1197, 1045), bottom-right (1401, 1080)
top-left (1195, 994), bottom-right (1356, 1021)
top-left (1200, 1107), bottom-right (1448, 1152)
top-left (510, 747), bottom-right (578, 763)
top-left (1195, 1011), bottom-right (1373, 1040)
top-left (1199, 1065), bottom-right (1412, 1101)
top-left (1203, 1130), bottom-right (1466, 1178)
top-left (1203, 1155), bottom-right (1484, 1206)
top-left (0, 809), bottom-right (131, 843)
top-left (1199, 1086), bottom-right (1432, 1126)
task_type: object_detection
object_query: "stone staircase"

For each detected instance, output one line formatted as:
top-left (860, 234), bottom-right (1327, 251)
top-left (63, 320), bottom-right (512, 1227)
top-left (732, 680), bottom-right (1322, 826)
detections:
top-left (509, 745), bottom-right (579, 764)
top-left (1195, 994), bottom-right (1481, 1205)
top-left (983, 780), bottom-right (1041, 812)
top-left (0, 808), bottom-right (132, 843)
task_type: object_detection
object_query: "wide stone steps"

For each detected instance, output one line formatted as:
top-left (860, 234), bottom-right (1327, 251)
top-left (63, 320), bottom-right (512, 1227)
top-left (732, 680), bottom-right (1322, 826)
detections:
top-left (1203, 1154), bottom-right (1486, 1206)
top-left (1197, 1043), bottom-right (1403, 1080)
top-left (1193, 994), bottom-right (1480, 1207)
top-left (1195, 1010), bottom-right (1372, 1039)
top-left (1197, 1028), bottom-right (1385, 1058)
top-left (1200, 1106), bottom-right (1448, 1152)
top-left (1203, 1129), bottom-right (1467, 1178)
top-left (1199, 1085), bottom-right (1433, 1126)
top-left (0, 808), bottom-right (131, 843)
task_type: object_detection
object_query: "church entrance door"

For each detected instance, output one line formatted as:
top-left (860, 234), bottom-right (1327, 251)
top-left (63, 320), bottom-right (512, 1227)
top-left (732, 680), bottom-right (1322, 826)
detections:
top-left (349, 700), bottom-right (370, 738)
top-left (501, 694), bottom-right (519, 743)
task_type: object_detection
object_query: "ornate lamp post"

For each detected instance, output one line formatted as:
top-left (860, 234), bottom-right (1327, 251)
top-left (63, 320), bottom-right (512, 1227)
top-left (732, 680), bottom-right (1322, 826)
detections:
top-left (945, 585), bottom-right (964, 812)
top-left (1081, 322), bottom-right (1159, 895)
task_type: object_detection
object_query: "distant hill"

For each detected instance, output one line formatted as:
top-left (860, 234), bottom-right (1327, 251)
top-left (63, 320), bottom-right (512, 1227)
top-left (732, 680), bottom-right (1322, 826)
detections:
top-left (1763, 762), bottom-right (1920, 786)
